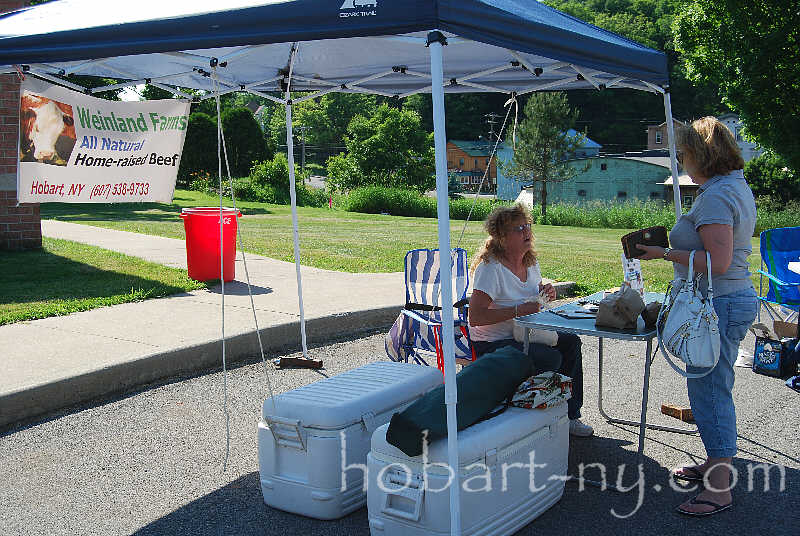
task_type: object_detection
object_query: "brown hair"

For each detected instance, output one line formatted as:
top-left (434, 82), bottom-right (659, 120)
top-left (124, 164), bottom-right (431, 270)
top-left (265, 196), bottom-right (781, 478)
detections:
top-left (470, 203), bottom-right (537, 273)
top-left (676, 116), bottom-right (745, 179)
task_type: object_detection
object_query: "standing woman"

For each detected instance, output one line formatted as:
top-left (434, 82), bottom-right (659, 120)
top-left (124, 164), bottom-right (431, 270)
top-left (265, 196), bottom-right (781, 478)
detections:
top-left (638, 117), bottom-right (758, 516)
top-left (468, 203), bottom-right (593, 437)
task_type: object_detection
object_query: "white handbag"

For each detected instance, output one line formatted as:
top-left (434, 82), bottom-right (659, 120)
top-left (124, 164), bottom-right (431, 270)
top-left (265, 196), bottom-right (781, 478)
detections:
top-left (657, 250), bottom-right (721, 378)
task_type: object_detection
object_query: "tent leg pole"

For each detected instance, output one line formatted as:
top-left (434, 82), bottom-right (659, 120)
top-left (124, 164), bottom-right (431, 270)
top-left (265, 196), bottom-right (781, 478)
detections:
top-left (429, 31), bottom-right (461, 536)
top-left (663, 90), bottom-right (682, 219)
top-left (285, 102), bottom-right (309, 358)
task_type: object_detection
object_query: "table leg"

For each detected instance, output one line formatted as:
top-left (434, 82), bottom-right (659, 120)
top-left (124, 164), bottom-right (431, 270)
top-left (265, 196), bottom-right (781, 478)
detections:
top-left (637, 338), bottom-right (653, 457)
top-left (597, 337), bottom-right (697, 441)
top-left (597, 337), bottom-right (605, 416)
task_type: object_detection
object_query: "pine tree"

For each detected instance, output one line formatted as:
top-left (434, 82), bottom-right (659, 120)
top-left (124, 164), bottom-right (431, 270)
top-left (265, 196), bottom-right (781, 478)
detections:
top-left (501, 92), bottom-right (585, 222)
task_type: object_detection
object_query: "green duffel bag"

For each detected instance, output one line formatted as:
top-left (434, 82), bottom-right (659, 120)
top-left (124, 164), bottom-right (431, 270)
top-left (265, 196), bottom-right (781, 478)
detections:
top-left (386, 345), bottom-right (534, 457)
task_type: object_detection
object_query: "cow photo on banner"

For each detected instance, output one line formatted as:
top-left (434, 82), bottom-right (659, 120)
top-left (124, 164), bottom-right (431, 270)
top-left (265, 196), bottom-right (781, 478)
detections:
top-left (18, 77), bottom-right (190, 203)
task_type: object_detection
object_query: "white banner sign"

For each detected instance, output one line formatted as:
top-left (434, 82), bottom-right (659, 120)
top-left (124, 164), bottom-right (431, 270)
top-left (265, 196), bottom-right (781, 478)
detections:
top-left (18, 77), bottom-right (190, 203)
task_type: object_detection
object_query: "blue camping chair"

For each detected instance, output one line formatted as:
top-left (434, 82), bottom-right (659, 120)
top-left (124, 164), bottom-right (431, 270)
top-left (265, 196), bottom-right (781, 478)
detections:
top-left (757, 226), bottom-right (800, 323)
top-left (385, 248), bottom-right (475, 373)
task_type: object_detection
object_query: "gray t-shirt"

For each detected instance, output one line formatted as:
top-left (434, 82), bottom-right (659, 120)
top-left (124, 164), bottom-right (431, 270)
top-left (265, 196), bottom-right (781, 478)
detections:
top-left (669, 169), bottom-right (756, 297)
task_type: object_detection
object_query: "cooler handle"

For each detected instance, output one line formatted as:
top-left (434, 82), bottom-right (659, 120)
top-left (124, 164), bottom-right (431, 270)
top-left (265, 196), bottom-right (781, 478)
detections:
top-left (380, 471), bottom-right (424, 521)
top-left (264, 416), bottom-right (306, 451)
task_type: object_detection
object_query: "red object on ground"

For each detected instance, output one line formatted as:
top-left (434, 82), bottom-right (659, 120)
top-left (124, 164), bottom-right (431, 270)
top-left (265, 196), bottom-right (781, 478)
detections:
top-left (180, 207), bottom-right (241, 282)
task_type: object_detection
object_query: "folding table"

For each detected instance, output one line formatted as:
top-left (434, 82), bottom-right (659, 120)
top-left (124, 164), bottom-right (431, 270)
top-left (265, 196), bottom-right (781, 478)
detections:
top-left (515, 290), bottom-right (697, 459)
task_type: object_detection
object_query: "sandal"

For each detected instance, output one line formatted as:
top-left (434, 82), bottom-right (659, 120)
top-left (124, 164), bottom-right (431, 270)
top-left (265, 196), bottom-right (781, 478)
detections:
top-left (672, 466), bottom-right (705, 483)
top-left (676, 495), bottom-right (732, 517)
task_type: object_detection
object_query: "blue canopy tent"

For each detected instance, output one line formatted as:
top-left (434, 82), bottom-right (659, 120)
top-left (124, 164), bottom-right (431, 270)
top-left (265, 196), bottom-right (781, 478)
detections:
top-left (0, 1), bottom-right (678, 532)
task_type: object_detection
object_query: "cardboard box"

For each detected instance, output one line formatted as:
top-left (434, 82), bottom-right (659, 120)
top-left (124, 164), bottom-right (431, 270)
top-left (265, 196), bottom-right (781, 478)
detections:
top-left (773, 320), bottom-right (798, 339)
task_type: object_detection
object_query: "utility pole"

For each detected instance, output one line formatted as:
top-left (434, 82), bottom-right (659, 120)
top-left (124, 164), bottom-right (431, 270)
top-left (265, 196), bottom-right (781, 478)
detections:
top-left (484, 112), bottom-right (501, 143)
top-left (296, 125), bottom-right (311, 176)
top-left (483, 112), bottom-right (501, 195)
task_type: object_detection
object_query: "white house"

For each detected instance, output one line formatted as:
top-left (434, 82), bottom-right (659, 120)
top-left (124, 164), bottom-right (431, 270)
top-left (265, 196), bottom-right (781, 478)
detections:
top-left (717, 113), bottom-right (763, 162)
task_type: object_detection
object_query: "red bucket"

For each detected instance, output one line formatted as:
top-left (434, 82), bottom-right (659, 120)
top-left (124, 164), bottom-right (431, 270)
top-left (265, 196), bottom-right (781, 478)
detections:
top-left (180, 207), bottom-right (242, 282)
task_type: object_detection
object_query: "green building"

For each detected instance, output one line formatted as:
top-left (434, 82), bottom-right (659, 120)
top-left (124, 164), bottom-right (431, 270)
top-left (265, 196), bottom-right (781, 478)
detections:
top-left (500, 155), bottom-right (673, 204)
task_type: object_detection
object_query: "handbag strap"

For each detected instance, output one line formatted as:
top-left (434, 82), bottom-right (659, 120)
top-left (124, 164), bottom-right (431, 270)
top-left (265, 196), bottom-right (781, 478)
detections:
top-left (687, 250), bottom-right (714, 298)
top-left (656, 250), bottom-right (718, 379)
top-left (657, 328), bottom-right (718, 378)
top-left (686, 249), bottom-right (695, 281)
top-left (704, 250), bottom-right (714, 299)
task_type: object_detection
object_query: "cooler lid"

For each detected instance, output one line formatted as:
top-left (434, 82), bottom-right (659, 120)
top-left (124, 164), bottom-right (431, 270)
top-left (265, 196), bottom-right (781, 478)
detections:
top-left (263, 362), bottom-right (442, 430)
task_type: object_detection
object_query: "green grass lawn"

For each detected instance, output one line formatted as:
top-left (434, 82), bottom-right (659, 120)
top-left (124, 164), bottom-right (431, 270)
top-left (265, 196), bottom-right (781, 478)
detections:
top-left (0, 237), bottom-right (206, 325)
top-left (41, 189), bottom-right (763, 296)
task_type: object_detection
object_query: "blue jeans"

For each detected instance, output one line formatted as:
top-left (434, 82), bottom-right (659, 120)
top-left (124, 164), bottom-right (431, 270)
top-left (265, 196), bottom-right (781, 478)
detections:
top-left (471, 332), bottom-right (584, 420)
top-left (687, 287), bottom-right (758, 458)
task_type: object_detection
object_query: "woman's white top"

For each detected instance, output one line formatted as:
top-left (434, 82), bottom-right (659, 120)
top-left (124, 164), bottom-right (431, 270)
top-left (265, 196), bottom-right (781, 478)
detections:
top-left (471, 258), bottom-right (542, 342)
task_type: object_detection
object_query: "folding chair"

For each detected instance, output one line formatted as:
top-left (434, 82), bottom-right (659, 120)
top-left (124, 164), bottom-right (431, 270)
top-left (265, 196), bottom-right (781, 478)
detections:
top-left (385, 248), bottom-right (476, 373)
top-left (757, 226), bottom-right (800, 323)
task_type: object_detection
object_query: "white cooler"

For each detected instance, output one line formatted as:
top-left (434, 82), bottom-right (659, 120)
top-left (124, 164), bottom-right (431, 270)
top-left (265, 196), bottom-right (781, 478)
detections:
top-left (257, 361), bottom-right (442, 520)
top-left (367, 404), bottom-right (569, 536)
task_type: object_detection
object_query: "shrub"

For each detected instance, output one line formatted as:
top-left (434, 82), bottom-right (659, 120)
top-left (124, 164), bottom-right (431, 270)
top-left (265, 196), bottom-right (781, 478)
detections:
top-left (343, 186), bottom-right (506, 220)
top-left (526, 200), bottom-right (677, 229)
top-left (448, 197), bottom-right (506, 221)
top-left (221, 107), bottom-right (271, 177)
top-left (745, 151), bottom-right (800, 203)
top-left (177, 112), bottom-right (218, 188)
top-left (228, 154), bottom-right (327, 208)
top-left (755, 199), bottom-right (800, 234)
top-left (188, 171), bottom-right (214, 193)
top-left (344, 186), bottom-right (436, 217)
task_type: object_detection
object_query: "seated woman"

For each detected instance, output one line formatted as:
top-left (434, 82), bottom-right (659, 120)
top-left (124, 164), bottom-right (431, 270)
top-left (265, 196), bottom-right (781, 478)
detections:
top-left (468, 203), bottom-right (592, 437)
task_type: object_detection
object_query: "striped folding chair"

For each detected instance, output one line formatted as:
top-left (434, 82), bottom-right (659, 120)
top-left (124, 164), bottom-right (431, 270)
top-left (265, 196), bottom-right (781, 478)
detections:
top-left (385, 248), bottom-right (475, 373)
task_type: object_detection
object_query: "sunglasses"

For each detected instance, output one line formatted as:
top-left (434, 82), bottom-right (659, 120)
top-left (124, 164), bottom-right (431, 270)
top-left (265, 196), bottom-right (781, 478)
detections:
top-left (510, 223), bottom-right (532, 233)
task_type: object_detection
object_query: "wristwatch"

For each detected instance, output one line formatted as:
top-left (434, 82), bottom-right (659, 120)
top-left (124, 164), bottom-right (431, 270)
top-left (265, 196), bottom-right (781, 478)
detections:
top-left (662, 247), bottom-right (672, 260)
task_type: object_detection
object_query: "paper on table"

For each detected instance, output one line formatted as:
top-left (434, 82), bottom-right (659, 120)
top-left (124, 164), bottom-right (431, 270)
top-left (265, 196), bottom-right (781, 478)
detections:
top-left (622, 253), bottom-right (645, 298)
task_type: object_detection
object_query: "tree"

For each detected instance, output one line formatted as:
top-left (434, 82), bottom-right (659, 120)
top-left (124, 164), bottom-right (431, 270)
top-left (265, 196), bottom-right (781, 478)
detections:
top-left (744, 151), bottom-right (800, 204)
top-left (501, 92), bottom-right (585, 222)
top-left (177, 112), bottom-right (218, 187)
top-left (140, 85), bottom-right (176, 101)
top-left (326, 104), bottom-right (435, 192)
top-left (674, 1), bottom-right (800, 171)
top-left (220, 107), bottom-right (271, 177)
top-left (266, 93), bottom-right (379, 150)
top-left (62, 75), bottom-right (124, 101)
top-left (545, 0), bottom-right (725, 151)
top-left (404, 93), bottom-right (513, 140)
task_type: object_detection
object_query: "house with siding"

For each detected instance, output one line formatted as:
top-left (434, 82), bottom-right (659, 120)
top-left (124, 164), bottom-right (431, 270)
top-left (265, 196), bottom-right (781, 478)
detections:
top-left (647, 114), bottom-right (762, 162)
top-left (504, 154), bottom-right (676, 205)
top-left (646, 119), bottom-right (686, 151)
top-left (495, 130), bottom-right (602, 199)
top-left (660, 174), bottom-right (700, 207)
top-left (717, 113), bottom-right (763, 162)
top-left (446, 140), bottom-right (498, 193)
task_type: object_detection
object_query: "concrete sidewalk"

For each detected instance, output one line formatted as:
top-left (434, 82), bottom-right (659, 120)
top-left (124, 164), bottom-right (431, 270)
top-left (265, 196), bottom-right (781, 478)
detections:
top-left (1, 221), bottom-right (406, 429)
top-left (1, 220), bottom-right (573, 429)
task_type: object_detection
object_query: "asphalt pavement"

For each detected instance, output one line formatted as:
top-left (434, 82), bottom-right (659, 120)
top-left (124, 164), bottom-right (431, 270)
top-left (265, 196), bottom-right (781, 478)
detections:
top-left (2, 329), bottom-right (797, 536)
top-left (1, 221), bottom-right (796, 535)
